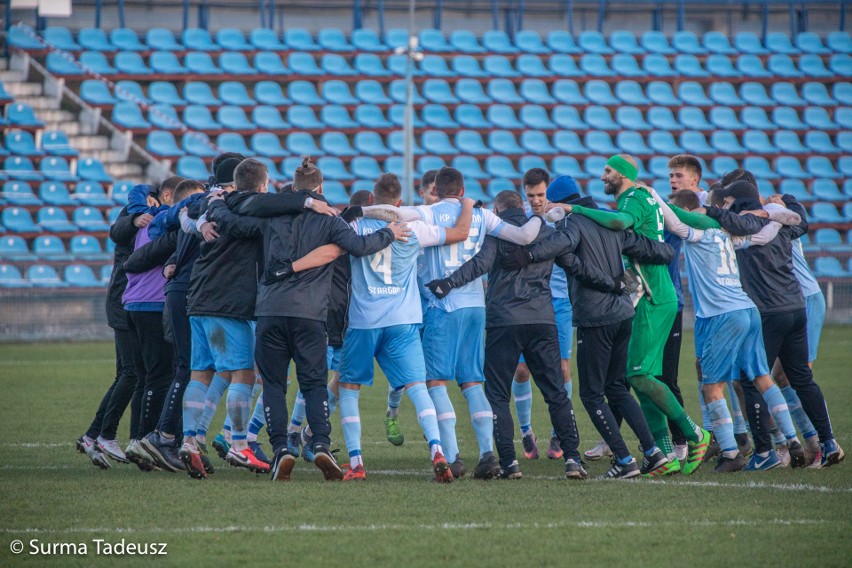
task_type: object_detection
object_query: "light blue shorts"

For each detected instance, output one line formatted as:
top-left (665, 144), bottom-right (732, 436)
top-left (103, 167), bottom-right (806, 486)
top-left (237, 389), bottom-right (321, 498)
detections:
top-left (340, 325), bottom-right (426, 389)
top-left (190, 316), bottom-right (256, 372)
top-left (805, 291), bottom-right (825, 363)
top-left (423, 307), bottom-right (485, 384)
top-left (519, 296), bottom-right (573, 364)
top-left (695, 307), bottom-right (769, 384)
top-left (327, 345), bottom-right (342, 372)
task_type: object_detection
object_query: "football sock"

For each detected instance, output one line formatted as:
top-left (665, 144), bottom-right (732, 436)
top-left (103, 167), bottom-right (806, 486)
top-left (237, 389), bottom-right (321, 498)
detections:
top-left (407, 383), bottom-right (443, 460)
top-left (780, 385), bottom-right (818, 439)
top-left (762, 384), bottom-right (797, 442)
top-left (289, 390), bottom-right (306, 432)
top-left (707, 399), bottom-right (737, 454)
top-left (728, 382), bottom-right (748, 434)
top-left (386, 385), bottom-right (404, 418)
top-left (629, 374), bottom-right (700, 443)
top-left (196, 373), bottom-right (228, 441)
top-left (697, 381), bottom-right (712, 430)
top-left (338, 388), bottom-right (362, 469)
top-left (181, 380), bottom-right (208, 440)
top-left (771, 427), bottom-right (786, 447)
top-left (247, 392), bottom-right (265, 443)
top-left (222, 417), bottom-right (232, 443)
top-left (511, 378), bottom-right (533, 434)
top-left (428, 385), bottom-right (458, 462)
top-left (226, 383), bottom-right (252, 452)
top-left (463, 384), bottom-right (494, 458)
top-left (634, 388), bottom-right (675, 454)
top-left (250, 380), bottom-right (261, 400)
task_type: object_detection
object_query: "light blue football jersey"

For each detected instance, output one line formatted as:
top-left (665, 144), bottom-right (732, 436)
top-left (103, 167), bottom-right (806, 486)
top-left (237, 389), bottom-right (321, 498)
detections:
top-left (348, 218), bottom-right (445, 329)
top-left (791, 238), bottom-right (821, 297)
top-left (415, 199), bottom-right (506, 312)
top-left (682, 227), bottom-right (756, 319)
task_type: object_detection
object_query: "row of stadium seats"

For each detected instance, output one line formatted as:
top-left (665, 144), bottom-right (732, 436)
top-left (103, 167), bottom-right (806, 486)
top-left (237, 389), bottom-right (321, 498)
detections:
top-left (1, 130), bottom-right (78, 156)
top-left (1, 234), bottom-right (114, 261)
top-left (0, 263), bottom-right (109, 287)
top-left (2, 206), bottom-right (113, 233)
top-left (44, 49), bottom-right (852, 80)
top-left (11, 25), bottom-right (852, 57)
top-left (1, 180), bottom-right (131, 206)
top-left (1, 156), bottom-right (113, 183)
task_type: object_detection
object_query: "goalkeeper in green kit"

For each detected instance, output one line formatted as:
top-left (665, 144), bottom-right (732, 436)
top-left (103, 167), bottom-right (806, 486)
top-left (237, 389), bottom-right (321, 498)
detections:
top-left (555, 154), bottom-right (711, 476)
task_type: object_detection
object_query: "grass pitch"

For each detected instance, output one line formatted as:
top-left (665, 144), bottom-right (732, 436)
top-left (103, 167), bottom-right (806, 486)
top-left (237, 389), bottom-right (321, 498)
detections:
top-left (1, 327), bottom-right (850, 567)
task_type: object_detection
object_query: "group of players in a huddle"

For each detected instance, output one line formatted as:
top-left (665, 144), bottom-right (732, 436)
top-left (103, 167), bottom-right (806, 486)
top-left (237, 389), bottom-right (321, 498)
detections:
top-left (75, 150), bottom-right (845, 482)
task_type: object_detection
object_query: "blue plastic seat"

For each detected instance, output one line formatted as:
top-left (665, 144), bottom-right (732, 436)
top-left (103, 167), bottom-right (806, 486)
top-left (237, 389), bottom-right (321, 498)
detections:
top-left (0, 235), bottom-right (33, 260)
top-left (676, 81), bottom-right (712, 106)
top-left (485, 156), bottom-right (521, 179)
top-left (640, 31), bottom-right (675, 55)
top-left (762, 32), bottom-right (797, 55)
top-left (743, 130), bottom-right (777, 154)
top-left (7, 25), bottom-right (43, 50)
top-left (711, 54), bottom-right (744, 77)
top-left (216, 28), bottom-right (251, 51)
top-left (384, 29), bottom-right (409, 51)
top-left (423, 79), bottom-right (459, 104)
top-left (742, 156), bottom-right (778, 180)
top-left (69, 235), bottom-right (108, 260)
top-left (648, 106), bottom-right (682, 130)
top-left (352, 81), bottom-right (390, 105)
top-left (110, 102), bottom-right (150, 129)
top-left (648, 131), bottom-right (684, 154)
top-left (488, 105), bottom-right (523, 129)
top-left (322, 80), bottom-right (359, 105)
top-left (287, 105), bottom-right (324, 130)
top-left (521, 131), bottom-right (557, 154)
top-left (486, 178), bottom-right (515, 198)
top-left (519, 79), bottom-right (556, 104)
top-left (709, 156), bottom-right (738, 178)
top-left (838, 131), bottom-right (852, 153)
top-left (516, 54), bottom-right (551, 78)
top-left (0, 264), bottom-right (30, 287)
top-left (221, 52), bottom-right (257, 75)
top-left (389, 81), bottom-right (426, 105)
top-left (39, 182), bottom-right (73, 206)
top-left (185, 51), bottom-right (222, 74)
top-left (65, 264), bottom-right (102, 287)
top-left (550, 156), bottom-right (583, 179)
top-left (183, 105), bottom-right (220, 131)
top-left (248, 29), bottom-right (285, 51)
top-left (610, 30), bottom-right (643, 54)
top-left (321, 181), bottom-right (350, 205)
top-left (553, 131), bottom-right (589, 155)
top-left (353, 132), bottom-right (391, 156)
top-left (219, 81), bottom-right (256, 106)
top-left (673, 31), bottom-right (707, 54)
top-left (353, 53), bottom-right (391, 77)
top-left (419, 29), bottom-right (451, 52)
top-left (547, 31), bottom-right (582, 54)
top-left (805, 131), bottom-right (840, 154)
top-left (5, 130), bottom-right (42, 156)
top-left (146, 130), bottom-right (184, 157)
top-left (37, 206), bottom-right (77, 232)
top-left (351, 29), bottom-right (386, 52)
top-left (830, 54), bottom-right (852, 77)
top-left (320, 132), bottom-right (357, 157)
top-left (2, 206), bottom-right (41, 232)
top-left (486, 79), bottom-right (524, 104)
top-left (810, 203), bottom-right (845, 224)
top-left (800, 54), bottom-right (833, 78)
top-left (578, 31), bottom-right (613, 55)
top-left (281, 28), bottom-right (318, 51)
top-left (708, 82), bottom-right (744, 106)
top-left (421, 130), bottom-right (458, 155)
top-left (77, 52), bottom-right (115, 76)
top-left (802, 82), bottom-right (837, 106)
top-left (115, 52), bottom-right (152, 75)
top-left (217, 106), bottom-right (254, 130)
top-left (703, 31), bottom-right (736, 55)
top-left (452, 156), bottom-right (488, 180)
top-left (184, 82), bottom-right (221, 106)
top-left (183, 28), bottom-right (219, 51)
top-left (423, 104), bottom-right (459, 129)
top-left (741, 82), bottom-right (775, 106)
top-left (585, 80), bottom-right (619, 105)
top-left (455, 105), bottom-right (491, 129)
top-left (773, 130), bottom-right (807, 153)
top-left (320, 53), bottom-right (357, 77)
top-left (516, 30), bottom-right (551, 54)
top-left (674, 54), bottom-right (709, 78)
top-left (350, 156), bottom-right (381, 180)
top-left (806, 156), bottom-right (841, 178)
top-left (767, 54), bottom-right (803, 78)
top-left (145, 28), bottom-right (182, 50)
top-left (616, 131), bottom-right (652, 155)
top-left (841, 157), bottom-right (852, 178)
top-left (6, 103), bottom-right (44, 129)
top-left (615, 106), bottom-right (651, 130)
top-left (111, 180), bottom-right (135, 204)
top-left (248, 133), bottom-right (286, 158)
top-left (549, 54), bottom-right (582, 77)
top-left (4, 156), bottom-right (41, 181)
top-left (520, 105), bottom-right (556, 130)
top-left (76, 158), bottom-right (112, 183)
top-left (44, 27), bottom-right (80, 51)
top-left (580, 54), bottom-right (615, 77)
top-left (483, 30), bottom-right (518, 54)
top-left (288, 80), bottom-right (324, 105)
top-left (420, 55), bottom-right (455, 78)
top-left (679, 131), bottom-right (714, 154)
top-left (797, 32), bottom-right (830, 55)
top-left (613, 80), bottom-right (649, 105)
top-left (611, 54), bottom-right (646, 77)
top-left (553, 80), bottom-right (588, 105)
top-left (255, 81), bottom-right (291, 106)
top-left (112, 80), bottom-right (149, 105)
top-left (812, 179), bottom-right (844, 201)
top-left (176, 156), bottom-right (209, 180)
top-left (488, 131), bottom-right (524, 155)
top-left (678, 107), bottom-right (713, 130)
top-left (736, 54), bottom-right (772, 78)
top-left (148, 51), bottom-right (189, 75)
top-left (518, 156), bottom-right (548, 175)
top-left (46, 52), bottom-right (84, 75)
top-left (731, 32), bottom-right (766, 55)
top-left (109, 28), bottom-right (145, 52)
top-left (775, 156), bottom-right (809, 179)
top-left (770, 82), bottom-right (805, 106)
top-left (388, 131), bottom-right (422, 155)
top-left (640, 54), bottom-right (676, 78)
top-left (777, 179), bottom-right (812, 201)
top-left (828, 31), bottom-right (852, 53)
top-left (647, 81), bottom-right (681, 106)
top-left (772, 107), bottom-right (806, 130)
top-left (147, 81), bottom-right (185, 106)
top-left (584, 106), bottom-right (619, 129)
top-left (216, 133), bottom-right (252, 155)
top-left (742, 107), bottom-right (773, 130)
top-left (711, 131), bottom-right (747, 154)
top-left (79, 28), bottom-right (116, 51)
top-left (804, 107), bottom-right (837, 129)
top-left (254, 52), bottom-right (290, 76)
top-left (584, 131), bottom-right (619, 155)
top-left (2, 181), bottom-right (41, 205)
top-left (74, 181), bottom-right (114, 206)
top-left (148, 104), bottom-right (183, 130)
top-left (482, 55), bottom-right (518, 78)
top-left (253, 106), bottom-right (290, 130)
top-left (450, 30), bottom-right (485, 54)
top-left (40, 156), bottom-right (78, 182)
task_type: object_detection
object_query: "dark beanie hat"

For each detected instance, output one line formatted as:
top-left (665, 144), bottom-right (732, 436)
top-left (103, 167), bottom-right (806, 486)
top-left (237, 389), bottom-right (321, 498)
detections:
top-left (546, 175), bottom-right (582, 203)
top-left (293, 156), bottom-right (323, 191)
top-left (214, 157), bottom-right (241, 186)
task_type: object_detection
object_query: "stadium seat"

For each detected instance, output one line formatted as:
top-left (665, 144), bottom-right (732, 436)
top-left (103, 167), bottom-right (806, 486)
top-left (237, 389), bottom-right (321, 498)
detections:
top-left (648, 107), bottom-right (682, 130)
top-left (115, 52), bottom-right (152, 75)
top-left (578, 31), bottom-right (613, 55)
top-left (673, 55), bottom-right (709, 78)
top-left (456, 105), bottom-right (491, 129)
top-left (345, 54), bottom-right (382, 78)
top-left (214, 132), bottom-right (250, 155)
top-left (113, 80), bottom-right (149, 105)
top-left (742, 107), bottom-right (773, 130)
top-left (449, 30), bottom-right (485, 54)
top-left (283, 132), bottom-right (321, 156)
top-left (488, 105), bottom-right (523, 129)
top-left (383, 28), bottom-right (409, 51)
top-left (0, 235), bottom-right (34, 260)
top-left (391, 104), bottom-right (424, 128)
top-left (319, 81), bottom-right (357, 106)
top-left (517, 79), bottom-right (554, 105)
top-left (388, 131), bottom-right (423, 155)
top-left (76, 158), bottom-right (112, 183)
top-left (553, 131), bottom-right (589, 155)
top-left (65, 264), bottom-right (102, 287)
top-left (608, 30), bottom-right (642, 55)
top-left (775, 156), bottom-right (809, 179)
top-left (483, 30), bottom-right (518, 54)
top-left (709, 82), bottom-right (744, 106)
top-left (183, 105), bottom-right (221, 131)
top-left (813, 230), bottom-right (844, 252)
top-left (547, 54), bottom-right (582, 77)
top-left (803, 107), bottom-right (838, 129)
top-left (615, 106), bottom-right (651, 130)
top-left (254, 52), bottom-right (290, 76)
top-left (417, 28), bottom-right (451, 53)
top-left (828, 31), bottom-right (852, 53)
top-left (611, 54), bottom-right (646, 77)
top-left (774, 130), bottom-right (808, 153)
top-left (39, 182), bottom-right (74, 206)
top-left (760, 32), bottom-right (796, 56)
top-left (585, 106), bottom-right (619, 130)
top-left (834, 83), bottom-right (852, 104)
top-left (836, 131), bottom-right (852, 152)
top-left (772, 107), bottom-right (807, 130)
top-left (521, 131), bottom-right (557, 154)
top-left (26, 264), bottom-right (66, 287)
top-left (421, 130), bottom-right (458, 155)
top-left (39, 157), bottom-right (77, 182)
top-left (247, 29), bottom-right (284, 51)
top-left (217, 28), bottom-right (251, 51)
top-left (149, 81), bottom-right (186, 106)
top-left (648, 131), bottom-right (684, 154)
top-left (423, 79), bottom-right (459, 104)
top-left (616, 131), bottom-right (652, 155)
top-left (801, 82), bottom-right (836, 106)
top-left (46, 52), bottom-right (84, 75)
top-left (350, 156), bottom-right (382, 180)
top-left (37, 206), bottom-right (77, 232)
top-left (680, 131), bottom-right (714, 154)
top-left (805, 131), bottom-right (840, 154)
top-left (673, 31), bottom-right (707, 54)
top-left (637, 31), bottom-right (673, 55)
top-left (810, 203), bottom-right (845, 223)
top-left (743, 156), bottom-right (778, 179)
top-left (678, 81), bottom-right (712, 106)
top-left (184, 82), bottom-right (221, 106)
top-left (738, 55), bottom-right (773, 78)
top-left (583, 131), bottom-right (618, 155)
top-left (812, 179), bottom-right (844, 201)
top-left (319, 53), bottom-right (356, 76)
top-left (248, 133), bottom-right (286, 158)
top-left (353, 132), bottom-right (390, 158)
top-left (109, 27), bottom-right (146, 52)
top-left (176, 156), bottom-right (209, 180)
top-left (111, 180), bottom-right (135, 204)
top-left (351, 28), bottom-right (386, 52)
top-left (742, 130), bottom-right (777, 154)
top-left (485, 156), bottom-right (521, 179)
top-left (488, 131), bottom-right (524, 155)
top-left (520, 105), bottom-right (556, 130)
top-left (552, 80), bottom-right (588, 105)
top-left (797, 32), bottom-right (830, 54)
top-left (830, 54), bottom-right (852, 77)
top-left (741, 82), bottom-right (775, 106)
top-left (70, 235), bottom-right (109, 260)
top-left (486, 79), bottom-right (524, 104)
top-left (647, 81), bottom-right (681, 106)
top-left (254, 81), bottom-right (291, 106)
top-left (0, 264), bottom-right (30, 288)
top-left (43, 27), bottom-right (80, 51)
top-left (550, 156), bottom-right (584, 179)
top-left (287, 105), bottom-right (324, 130)
top-left (252, 105), bottom-right (290, 130)
top-left (767, 54), bottom-right (803, 78)
top-left (289, 80), bottom-right (328, 107)
top-left (518, 156), bottom-right (548, 175)
top-left (148, 104), bottom-right (182, 130)
top-left (3, 181), bottom-right (41, 205)
top-left (770, 82), bottom-right (805, 106)
top-left (316, 157), bottom-right (353, 181)
top-left (709, 156), bottom-right (738, 179)
top-left (6, 103), bottom-right (44, 128)
top-left (144, 28), bottom-right (182, 51)
top-left (703, 31), bottom-right (736, 54)
top-left (423, 104), bottom-right (459, 129)
top-left (615, 80), bottom-right (651, 105)
top-left (352, 81), bottom-right (391, 105)
top-left (800, 54), bottom-right (833, 78)
top-left (185, 51), bottom-right (222, 74)
top-left (73, 207), bottom-right (109, 231)
top-left (583, 81), bottom-right (619, 106)
top-left (416, 156), bottom-right (445, 178)
top-left (580, 54), bottom-right (615, 77)
top-left (806, 156), bottom-right (841, 178)
top-left (220, 52), bottom-right (257, 75)
top-left (80, 80), bottom-right (118, 105)
top-left (546, 30), bottom-right (582, 54)
top-left (2, 206), bottom-right (41, 232)
top-left (5, 130), bottom-right (42, 156)
top-left (183, 28), bottom-right (219, 51)
top-left (516, 55), bottom-right (551, 78)
top-left (732, 32), bottom-right (766, 55)
top-left (452, 155), bottom-right (488, 180)
top-left (79, 28), bottom-right (115, 51)
top-left (778, 179), bottom-right (813, 201)
top-left (486, 178), bottom-right (515, 198)
top-left (320, 132), bottom-right (357, 156)
top-left (841, 156), bottom-right (852, 176)
top-left (4, 156), bottom-right (42, 181)
top-left (516, 30), bottom-right (551, 54)
top-left (678, 107), bottom-right (713, 130)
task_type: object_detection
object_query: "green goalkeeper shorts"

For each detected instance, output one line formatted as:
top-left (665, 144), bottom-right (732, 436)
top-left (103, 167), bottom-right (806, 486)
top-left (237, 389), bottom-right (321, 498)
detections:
top-left (626, 298), bottom-right (677, 378)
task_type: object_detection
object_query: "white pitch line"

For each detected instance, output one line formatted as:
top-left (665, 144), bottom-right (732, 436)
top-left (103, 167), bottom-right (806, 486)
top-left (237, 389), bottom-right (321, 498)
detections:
top-left (0, 518), bottom-right (831, 536)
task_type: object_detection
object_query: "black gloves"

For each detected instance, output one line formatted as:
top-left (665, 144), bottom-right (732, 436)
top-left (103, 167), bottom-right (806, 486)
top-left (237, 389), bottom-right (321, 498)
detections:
top-left (427, 278), bottom-right (454, 299)
top-left (501, 247), bottom-right (533, 271)
top-left (340, 205), bottom-right (364, 224)
top-left (263, 258), bottom-right (293, 285)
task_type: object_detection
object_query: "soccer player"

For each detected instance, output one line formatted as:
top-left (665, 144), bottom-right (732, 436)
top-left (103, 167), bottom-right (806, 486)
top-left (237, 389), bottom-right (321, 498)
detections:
top-left (338, 174), bottom-right (476, 481)
top-left (427, 190), bottom-right (587, 479)
top-left (512, 169), bottom-right (574, 461)
top-left (562, 154), bottom-right (711, 476)
top-left (703, 183), bottom-right (844, 468)
top-left (418, 169), bottom-right (440, 205)
top-left (652, 187), bottom-right (805, 472)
